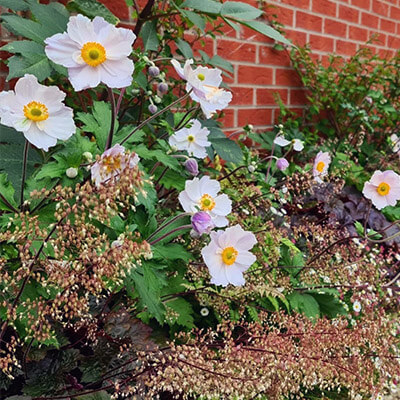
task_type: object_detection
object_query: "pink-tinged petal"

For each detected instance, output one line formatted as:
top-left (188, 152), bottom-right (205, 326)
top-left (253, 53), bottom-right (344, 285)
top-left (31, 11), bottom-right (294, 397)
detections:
top-left (67, 14), bottom-right (96, 46)
top-left (388, 187), bottom-right (400, 201)
top-left (0, 91), bottom-right (24, 113)
top-left (209, 267), bottom-right (231, 287)
top-left (213, 194), bottom-right (232, 216)
top-left (199, 176), bottom-right (220, 197)
top-left (102, 27), bottom-right (136, 59)
top-left (362, 182), bottom-right (378, 201)
top-left (212, 215), bottom-right (229, 228)
top-left (99, 58), bottom-right (134, 88)
top-left (45, 32), bottom-right (81, 68)
top-left (235, 232), bottom-right (257, 251)
top-left (224, 267), bottom-right (245, 286)
top-left (382, 170), bottom-right (400, 187)
top-left (41, 107), bottom-right (76, 140)
top-left (235, 250), bottom-right (256, 266)
top-left (92, 16), bottom-right (111, 34)
top-left (0, 112), bottom-right (27, 130)
top-left (217, 225), bottom-right (242, 248)
top-left (171, 59), bottom-right (186, 79)
top-left (35, 86), bottom-right (67, 113)
top-left (68, 65), bottom-right (101, 91)
top-left (24, 124), bottom-right (57, 151)
top-left (371, 195), bottom-right (390, 210)
top-left (369, 171), bottom-right (384, 186)
top-left (14, 74), bottom-right (41, 99)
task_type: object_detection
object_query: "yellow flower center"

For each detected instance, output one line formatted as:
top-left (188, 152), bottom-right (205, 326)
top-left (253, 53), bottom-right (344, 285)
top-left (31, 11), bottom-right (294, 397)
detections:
top-left (316, 161), bottom-right (325, 173)
top-left (197, 73), bottom-right (205, 81)
top-left (187, 135), bottom-right (195, 142)
top-left (199, 194), bottom-right (215, 211)
top-left (102, 155), bottom-right (122, 174)
top-left (23, 101), bottom-right (49, 122)
top-left (377, 182), bottom-right (390, 196)
top-left (81, 42), bottom-right (107, 67)
top-left (221, 246), bottom-right (238, 266)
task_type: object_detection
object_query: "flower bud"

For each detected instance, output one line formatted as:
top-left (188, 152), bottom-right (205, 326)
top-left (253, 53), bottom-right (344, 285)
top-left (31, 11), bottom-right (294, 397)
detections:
top-left (191, 212), bottom-right (214, 235)
top-left (148, 66), bottom-right (160, 77)
top-left (200, 307), bottom-right (209, 316)
top-left (142, 55), bottom-right (150, 63)
top-left (184, 158), bottom-right (199, 176)
top-left (248, 165), bottom-right (256, 173)
top-left (247, 124), bottom-right (254, 130)
top-left (82, 151), bottom-right (93, 162)
top-left (153, 95), bottom-right (162, 104)
top-left (157, 82), bottom-right (168, 94)
top-left (276, 158), bottom-right (289, 171)
top-left (148, 104), bottom-right (158, 114)
top-left (66, 167), bottom-right (78, 179)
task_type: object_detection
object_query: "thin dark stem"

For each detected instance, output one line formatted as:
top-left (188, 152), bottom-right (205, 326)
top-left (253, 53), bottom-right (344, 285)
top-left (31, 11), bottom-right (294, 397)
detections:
top-left (20, 140), bottom-right (29, 208)
top-left (146, 212), bottom-right (190, 242)
top-left (121, 91), bottom-right (191, 145)
top-left (0, 192), bottom-right (18, 213)
top-left (149, 224), bottom-right (192, 246)
top-left (105, 88), bottom-right (117, 150)
top-left (116, 88), bottom-right (126, 115)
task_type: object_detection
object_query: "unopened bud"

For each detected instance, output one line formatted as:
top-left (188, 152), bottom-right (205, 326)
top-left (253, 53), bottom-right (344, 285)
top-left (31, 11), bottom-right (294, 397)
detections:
top-left (191, 212), bottom-right (214, 235)
top-left (248, 165), bottom-right (256, 173)
top-left (153, 95), bottom-right (162, 104)
top-left (276, 158), bottom-right (289, 171)
top-left (148, 66), bottom-right (160, 77)
top-left (66, 167), bottom-right (78, 179)
top-left (148, 104), bottom-right (158, 114)
top-left (82, 151), bottom-right (93, 162)
top-left (158, 82), bottom-right (168, 94)
top-left (184, 158), bottom-right (199, 176)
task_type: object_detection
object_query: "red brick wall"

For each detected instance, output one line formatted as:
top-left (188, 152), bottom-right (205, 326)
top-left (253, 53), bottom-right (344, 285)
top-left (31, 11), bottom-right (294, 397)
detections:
top-left (2, 0), bottom-right (400, 132)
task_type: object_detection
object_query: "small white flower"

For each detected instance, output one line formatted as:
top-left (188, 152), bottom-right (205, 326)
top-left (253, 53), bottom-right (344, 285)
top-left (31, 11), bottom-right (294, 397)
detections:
top-left (313, 151), bottom-right (331, 183)
top-left (274, 135), bottom-right (304, 151)
top-left (169, 119), bottom-right (211, 159)
top-left (66, 167), bottom-right (78, 178)
top-left (200, 307), bottom-right (209, 316)
top-left (391, 134), bottom-right (400, 153)
top-left (45, 14), bottom-right (136, 91)
top-left (248, 165), bottom-right (256, 173)
top-left (352, 300), bottom-right (362, 313)
top-left (171, 59), bottom-right (232, 119)
top-left (83, 151), bottom-right (93, 162)
top-left (0, 74), bottom-right (76, 151)
top-left (201, 224), bottom-right (257, 286)
top-left (179, 176), bottom-right (232, 227)
top-left (91, 144), bottom-right (139, 187)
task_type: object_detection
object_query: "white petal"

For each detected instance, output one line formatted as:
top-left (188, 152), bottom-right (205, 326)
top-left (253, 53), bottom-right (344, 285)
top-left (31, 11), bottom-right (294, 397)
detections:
top-left (189, 143), bottom-right (208, 159)
top-left (274, 136), bottom-right (290, 147)
top-left (45, 32), bottom-right (81, 68)
top-left (199, 176), bottom-right (220, 197)
top-left (24, 124), bottom-right (57, 151)
top-left (235, 250), bottom-right (256, 266)
top-left (235, 232), bottom-right (257, 251)
top-left (178, 191), bottom-right (196, 213)
top-left (102, 27), bottom-right (136, 59)
top-left (224, 267), bottom-right (245, 286)
top-left (212, 215), bottom-right (229, 228)
top-left (171, 59), bottom-right (186, 80)
top-left (184, 177), bottom-right (201, 201)
top-left (213, 194), bottom-right (232, 216)
top-left (293, 139), bottom-right (304, 151)
top-left (67, 14), bottom-right (96, 46)
top-left (68, 65), bottom-right (101, 91)
top-left (14, 74), bottom-right (41, 99)
top-left (99, 58), bottom-right (134, 88)
top-left (42, 107), bottom-right (76, 140)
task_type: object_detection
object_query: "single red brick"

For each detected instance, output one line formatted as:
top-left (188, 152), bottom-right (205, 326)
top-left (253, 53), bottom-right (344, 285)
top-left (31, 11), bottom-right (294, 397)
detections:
top-left (217, 39), bottom-right (256, 62)
top-left (258, 45), bottom-right (291, 66)
top-left (312, 0), bottom-right (337, 17)
top-left (230, 87), bottom-right (254, 105)
top-left (361, 12), bottom-right (379, 28)
top-left (219, 109), bottom-right (235, 128)
top-left (238, 108), bottom-right (273, 126)
top-left (237, 66), bottom-right (273, 85)
top-left (339, 5), bottom-right (360, 23)
top-left (256, 88), bottom-right (288, 105)
top-left (387, 35), bottom-right (400, 48)
top-left (391, 6), bottom-right (400, 20)
top-left (296, 11), bottom-right (323, 32)
top-left (380, 18), bottom-right (396, 33)
top-left (268, 5), bottom-right (294, 26)
top-left (324, 18), bottom-right (347, 37)
top-left (336, 40), bottom-right (357, 55)
top-left (309, 34), bottom-right (335, 52)
top-left (275, 68), bottom-right (303, 87)
top-left (100, 0), bottom-right (130, 20)
top-left (284, 29), bottom-right (308, 46)
top-left (351, 0), bottom-right (371, 10)
top-left (280, 0), bottom-right (310, 9)
top-left (372, 0), bottom-right (389, 16)
top-left (349, 26), bottom-right (369, 42)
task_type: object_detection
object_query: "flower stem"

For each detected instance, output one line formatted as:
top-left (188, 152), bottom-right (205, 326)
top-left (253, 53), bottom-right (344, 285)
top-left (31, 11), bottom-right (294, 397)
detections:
top-left (20, 140), bottom-right (29, 208)
top-left (105, 87), bottom-right (116, 150)
top-left (149, 224), bottom-right (192, 246)
top-left (147, 213), bottom-right (190, 241)
top-left (121, 91), bottom-right (192, 145)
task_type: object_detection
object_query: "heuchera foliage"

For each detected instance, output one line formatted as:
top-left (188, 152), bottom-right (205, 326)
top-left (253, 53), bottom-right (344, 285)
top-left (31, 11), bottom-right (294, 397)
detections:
top-left (0, 1), bottom-right (400, 399)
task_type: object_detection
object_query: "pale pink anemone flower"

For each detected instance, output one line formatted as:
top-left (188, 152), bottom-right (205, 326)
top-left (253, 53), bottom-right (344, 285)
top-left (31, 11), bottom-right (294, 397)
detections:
top-left (201, 224), bottom-right (257, 286)
top-left (362, 170), bottom-right (400, 210)
top-left (171, 59), bottom-right (232, 118)
top-left (313, 151), bottom-right (331, 183)
top-left (91, 144), bottom-right (139, 187)
top-left (45, 14), bottom-right (136, 91)
top-left (0, 74), bottom-right (75, 151)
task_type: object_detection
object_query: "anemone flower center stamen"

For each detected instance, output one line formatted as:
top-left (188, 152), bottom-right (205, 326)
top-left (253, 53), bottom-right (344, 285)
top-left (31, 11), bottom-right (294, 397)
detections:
top-left (81, 42), bottom-right (107, 67)
top-left (187, 135), bottom-right (195, 142)
top-left (200, 194), bottom-right (215, 211)
top-left (197, 73), bottom-right (205, 81)
top-left (377, 182), bottom-right (390, 196)
top-left (23, 101), bottom-right (49, 122)
top-left (102, 155), bottom-right (122, 174)
top-left (316, 161), bottom-right (325, 173)
top-left (221, 246), bottom-right (238, 265)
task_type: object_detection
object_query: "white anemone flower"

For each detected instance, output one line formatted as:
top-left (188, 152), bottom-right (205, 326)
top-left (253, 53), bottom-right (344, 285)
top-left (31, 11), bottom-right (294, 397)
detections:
top-left (201, 224), bottom-right (257, 286)
top-left (169, 119), bottom-right (211, 159)
top-left (171, 59), bottom-right (232, 119)
top-left (274, 135), bottom-right (304, 152)
top-left (352, 300), bottom-right (362, 313)
top-left (362, 170), bottom-right (400, 210)
top-left (313, 151), bottom-right (331, 183)
top-left (178, 176), bottom-right (232, 227)
top-left (91, 144), bottom-right (139, 187)
top-left (0, 74), bottom-right (75, 151)
top-left (45, 14), bottom-right (136, 91)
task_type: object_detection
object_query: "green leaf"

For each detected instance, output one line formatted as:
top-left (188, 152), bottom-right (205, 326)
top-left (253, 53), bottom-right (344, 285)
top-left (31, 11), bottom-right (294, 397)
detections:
top-left (153, 243), bottom-right (192, 262)
top-left (0, 0), bottom-right (29, 11)
top-left (288, 292), bottom-right (320, 319)
top-left (76, 101), bottom-right (113, 151)
top-left (239, 20), bottom-right (292, 47)
top-left (182, 0), bottom-right (222, 14)
top-left (1, 14), bottom-right (53, 42)
top-left (220, 1), bottom-right (263, 20)
top-left (27, 1), bottom-right (69, 35)
top-left (66, 0), bottom-right (119, 25)
top-left (76, 391), bottom-right (111, 400)
top-left (7, 54), bottom-right (52, 82)
top-left (0, 173), bottom-right (17, 211)
top-left (306, 292), bottom-right (347, 318)
top-left (209, 55), bottom-right (234, 74)
top-left (135, 145), bottom-right (181, 171)
top-left (165, 298), bottom-right (194, 328)
top-left (179, 9), bottom-right (206, 32)
top-left (1, 40), bottom-right (44, 55)
top-left (141, 20), bottom-right (159, 52)
top-left (176, 38), bottom-right (194, 59)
